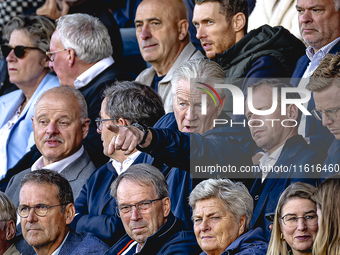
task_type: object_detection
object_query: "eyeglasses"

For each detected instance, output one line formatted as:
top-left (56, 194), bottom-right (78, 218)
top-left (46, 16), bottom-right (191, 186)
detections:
top-left (280, 213), bottom-right (318, 228)
top-left (312, 107), bottom-right (340, 121)
top-left (1, 45), bottom-right (42, 59)
top-left (17, 203), bottom-right (68, 218)
top-left (95, 117), bottom-right (117, 131)
top-left (116, 197), bottom-right (164, 218)
top-left (46, 49), bottom-right (67, 62)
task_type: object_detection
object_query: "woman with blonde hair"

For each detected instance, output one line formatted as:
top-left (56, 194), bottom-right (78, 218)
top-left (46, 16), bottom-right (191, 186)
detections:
top-left (267, 182), bottom-right (318, 255)
top-left (312, 176), bottom-right (340, 255)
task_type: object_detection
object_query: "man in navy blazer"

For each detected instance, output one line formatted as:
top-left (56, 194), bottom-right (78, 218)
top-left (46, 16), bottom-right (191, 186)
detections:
top-left (306, 53), bottom-right (340, 179)
top-left (245, 79), bottom-right (323, 241)
top-left (18, 169), bottom-right (108, 255)
top-left (71, 81), bottom-right (166, 246)
top-left (290, 0), bottom-right (340, 152)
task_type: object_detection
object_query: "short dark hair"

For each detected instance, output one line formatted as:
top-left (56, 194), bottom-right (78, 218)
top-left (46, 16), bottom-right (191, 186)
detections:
top-left (103, 81), bottom-right (165, 127)
top-left (20, 169), bottom-right (74, 212)
top-left (195, 0), bottom-right (248, 33)
top-left (247, 79), bottom-right (302, 124)
top-left (110, 163), bottom-right (169, 200)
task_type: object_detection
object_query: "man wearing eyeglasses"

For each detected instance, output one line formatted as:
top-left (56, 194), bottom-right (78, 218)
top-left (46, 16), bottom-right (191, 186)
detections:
top-left (18, 169), bottom-right (108, 255)
top-left (104, 163), bottom-right (200, 255)
top-left (307, 53), bottom-right (340, 179)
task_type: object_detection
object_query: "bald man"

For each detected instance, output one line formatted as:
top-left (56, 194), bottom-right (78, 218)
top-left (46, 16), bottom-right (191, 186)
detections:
top-left (134, 0), bottom-right (203, 113)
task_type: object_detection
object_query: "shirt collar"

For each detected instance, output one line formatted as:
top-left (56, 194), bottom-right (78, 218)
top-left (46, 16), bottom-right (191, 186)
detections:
top-left (110, 151), bottom-right (142, 175)
top-left (74, 56), bottom-right (114, 89)
top-left (31, 146), bottom-right (84, 173)
top-left (51, 231), bottom-right (70, 255)
top-left (306, 37), bottom-right (340, 61)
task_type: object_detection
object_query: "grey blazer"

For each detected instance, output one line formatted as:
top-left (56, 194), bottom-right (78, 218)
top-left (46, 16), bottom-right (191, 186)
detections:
top-left (5, 149), bottom-right (96, 208)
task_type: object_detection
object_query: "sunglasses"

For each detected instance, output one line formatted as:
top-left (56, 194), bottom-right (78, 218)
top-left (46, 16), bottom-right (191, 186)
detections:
top-left (0, 45), bottom-right (42, 59)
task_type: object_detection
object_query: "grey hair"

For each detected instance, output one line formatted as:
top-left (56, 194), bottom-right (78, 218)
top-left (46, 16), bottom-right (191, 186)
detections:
top-left (0, 192), bottom-right (17, 228)
top-left (189, 178), bottom-right (253, 232)
top-left (35, 86), bottom-right (88, 120)
top-left (103, 81), bottom-right (165, 127)
top-left (111, 163), bottom-right (169, 200)
top-left (56, 13), bottom-right (113, 63)
top-left (171, 58), bottom-right (225, 99)
top-left (3, 14), bottom-right (55, 54)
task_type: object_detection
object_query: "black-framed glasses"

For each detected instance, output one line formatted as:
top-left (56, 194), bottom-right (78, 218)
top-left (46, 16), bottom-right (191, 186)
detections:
top-left (116, 197), bottom-right (164, 218)
top-left (46, 49), bottom-right (67, 62)
top-left (312, 107), bottom-right (340, 121)
top-left (1, 45), bottom-right (42, 59)
top-left (17, 203), bottom-right (68, 218)
top-left (95, 117), bottom-right (117, 131)
top-left (280, 213), bottom-right (318, 228)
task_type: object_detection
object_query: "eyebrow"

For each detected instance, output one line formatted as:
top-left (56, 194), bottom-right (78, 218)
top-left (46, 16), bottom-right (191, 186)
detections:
top-left (135, 17), bottom-right (161, 23)
top-left (296, 4), bottom-right (324, 9)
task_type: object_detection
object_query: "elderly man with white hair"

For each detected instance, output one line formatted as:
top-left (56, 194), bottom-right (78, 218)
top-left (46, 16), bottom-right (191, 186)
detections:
top-left (189, 178), bottom-right (268, 255)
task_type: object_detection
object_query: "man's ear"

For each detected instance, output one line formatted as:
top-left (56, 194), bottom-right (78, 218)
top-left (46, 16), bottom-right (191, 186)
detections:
top-left (82, 118), bottom-right (91, 139)
top-left (217, 94), bottom-right (226, 116)
top-left (65, 203), bottom-right (76, 225)
top-left (287, 104), bottom-right (299, 121)
top-left (117, 118), bottom-right (129, 126)
top-left (232, 12), bottom-right (246, 33)
top-left (68, 48), bottom-right (76, 67)
top-left (5, 220), bottom-right (16, 241)
top-left (178, 19), bottom-right (189, 41)
top-left (238, 215), bottom-right (246, 236)
top-left (162, 197), bottom-right (171, 218)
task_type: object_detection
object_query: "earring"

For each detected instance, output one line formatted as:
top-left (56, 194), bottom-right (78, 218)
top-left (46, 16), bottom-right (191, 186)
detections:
top-left (280, 233), bottom-right (285, 240)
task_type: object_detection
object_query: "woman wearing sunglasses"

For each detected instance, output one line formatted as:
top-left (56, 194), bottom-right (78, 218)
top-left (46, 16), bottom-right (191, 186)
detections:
top-left (267, 182), bottom-right (318, 255)
top-left (0, 15), bottom-right (59, 178)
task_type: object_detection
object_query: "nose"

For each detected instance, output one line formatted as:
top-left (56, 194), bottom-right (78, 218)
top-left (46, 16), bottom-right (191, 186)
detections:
top-left (322, 114), bottom-right (333, 127)
top-left (299, 10), bottom-right (312, 24)
top-left (196, 25), bottom-right (206, 40)
top-left (140, 24), bottom-right (152, 40)
top-left (130, 206), bottom-right (142, 221)
top-left (6, 49), bottom-right (16, 62)
top-left (46, 122), bottom-right (60, 135)
top-left (26, 208), bottom-right (38, 223)
top-left (248, 114), bottom-right (263, 127)
top-left (199, 218), bottom-right (210, 232)
top-left (296, 218), bottom-right (307, 231)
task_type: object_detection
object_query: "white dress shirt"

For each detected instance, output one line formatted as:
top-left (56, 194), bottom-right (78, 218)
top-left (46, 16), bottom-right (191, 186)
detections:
top-left (110, 151), bottom-right (142, 175)
top-left (259, 144), bottom-right (284, 182)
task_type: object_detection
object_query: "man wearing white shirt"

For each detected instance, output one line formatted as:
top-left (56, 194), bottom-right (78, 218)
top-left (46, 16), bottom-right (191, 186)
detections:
top-left (71, 81), bottom-right (165, 246)
top-left (291, 0), bottom-right (340, 152)
top-left (5, 87), bottom-right (95, 208)
top-left (244, 79), bottom-right (323, 241)
top-left (18, 169), bottom-right (108, 255)
top-left (46, 13), bottom-right (130, 168)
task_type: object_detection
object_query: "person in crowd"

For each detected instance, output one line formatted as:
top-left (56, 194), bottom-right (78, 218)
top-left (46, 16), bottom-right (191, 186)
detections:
top-left (104, 163), bottom-right (201, 255)
top-left (189, 178), bottom-right (267, 255)
top-left (18, 169), bottom-right (109, 255)
top-left (245, 79), bottom-right (322, 241)
top-left (267, 182), bottom-right (318, 255)
top-left (134, 0), bottom-right (203, 113)
top-left (312, 175), bottom-right (340, 255)
top-left (104, 58), bottom-right (254, 183)
top-left (0, 15), bottom-right (59, 182)
top-left (5, 86), bottom-right (95, 207)
top-left (306, 53), bottom-right (340, 178)
top-left (6, 13), bottom-right (130, 181)
top-left (291, 0), bottom-right (340, 152)
top-left (192, 0), bottom-right (305, 92)
top-left (71, 81), bottom-right (166, 246)
top-left (0, 192), bottom-right (21, 255)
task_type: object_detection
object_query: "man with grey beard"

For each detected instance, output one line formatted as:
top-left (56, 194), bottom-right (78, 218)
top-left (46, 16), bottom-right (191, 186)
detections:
top-left (5, 86), bottom-right (96, 208)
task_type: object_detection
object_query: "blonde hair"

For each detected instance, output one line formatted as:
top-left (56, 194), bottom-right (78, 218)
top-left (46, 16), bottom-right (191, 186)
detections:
top-left (312, 176), bottom-right (340, 255)
top-left (267, 182), bottom-right (316, 255)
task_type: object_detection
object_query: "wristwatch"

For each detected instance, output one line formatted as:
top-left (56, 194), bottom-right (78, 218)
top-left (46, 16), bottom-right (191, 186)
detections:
top-left (131, 123), bottom-right (149, 145)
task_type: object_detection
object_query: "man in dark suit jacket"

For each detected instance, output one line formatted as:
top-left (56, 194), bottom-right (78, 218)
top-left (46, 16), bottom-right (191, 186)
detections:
top-left (245, 79), bottom-right (324, 241)
top-left (18, 170), bottom-right (108, 255)
top-left (5, 87), bottom-right (97, 255)
top-left (306, 53), bottom-right (340, 179)
top-left (290, 0), bottom-right (340, 152)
